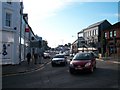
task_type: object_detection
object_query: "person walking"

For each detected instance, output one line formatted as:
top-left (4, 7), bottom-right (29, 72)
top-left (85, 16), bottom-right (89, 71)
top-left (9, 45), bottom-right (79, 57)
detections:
top-left (34, 53), bottom-right (38, 64)
top-left (39, 51), bottom-right (44, 64)
top-left (26, 52), bottom-right (31, 65)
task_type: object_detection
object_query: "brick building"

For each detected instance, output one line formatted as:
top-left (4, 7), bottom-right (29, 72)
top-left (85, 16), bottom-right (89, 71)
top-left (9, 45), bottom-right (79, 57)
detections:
top-left (101, 22), bottom-right (120, 57)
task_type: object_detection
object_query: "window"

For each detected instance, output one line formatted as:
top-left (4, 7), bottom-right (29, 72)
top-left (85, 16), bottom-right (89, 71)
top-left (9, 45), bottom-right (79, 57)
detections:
top-left (93, 30), bottom-right (94, 36)
top-left (104, 32), bottom-right (107, 39)
top-left (86, 32), bottom-right (87, 37)
top-left (5, 13), bottom-right (12, 27)
top-left (89, 31), bottom-right (90, 36)
top-left (90, 31), bottom-right (91, 36)
top-left (114, 30), bottom-right (116, 37)
top-left (110, 31), bottom-right (113, 38)
top-left (96, 29), bottom-right (98, 35)
top-left (95, 29), bottom-right (96, 35)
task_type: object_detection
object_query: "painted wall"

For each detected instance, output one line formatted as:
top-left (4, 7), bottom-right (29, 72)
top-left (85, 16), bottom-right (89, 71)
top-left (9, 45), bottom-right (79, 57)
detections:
top-left (0, 2), bottom-right (21, 65)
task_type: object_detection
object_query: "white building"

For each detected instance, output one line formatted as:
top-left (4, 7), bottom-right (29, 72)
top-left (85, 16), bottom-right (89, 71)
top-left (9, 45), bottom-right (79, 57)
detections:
top-left (78, 20), bottom-right (111, 53)
top-left (0, 1), bottom-right (21, 65)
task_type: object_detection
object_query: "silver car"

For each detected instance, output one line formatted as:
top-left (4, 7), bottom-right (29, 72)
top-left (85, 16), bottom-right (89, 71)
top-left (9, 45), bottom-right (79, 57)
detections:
top-left (51, 54), bottom-right (67, 66)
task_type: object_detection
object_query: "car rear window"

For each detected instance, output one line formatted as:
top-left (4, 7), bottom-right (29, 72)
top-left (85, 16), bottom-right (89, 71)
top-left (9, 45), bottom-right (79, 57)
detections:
top-left (73, 53), bottom-right (92, 60)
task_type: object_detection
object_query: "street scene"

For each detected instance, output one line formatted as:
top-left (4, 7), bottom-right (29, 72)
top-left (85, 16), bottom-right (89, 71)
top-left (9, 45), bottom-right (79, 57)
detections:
top-left (2, 56), bottom-right (119, 88)
top-left (0, 0), bottom-right (120, 89)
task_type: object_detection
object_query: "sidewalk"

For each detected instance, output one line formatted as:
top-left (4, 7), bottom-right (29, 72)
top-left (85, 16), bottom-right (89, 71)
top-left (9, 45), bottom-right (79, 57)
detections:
top-left (100, 56), bottom-right (120, 61)
top-left (2, 58), bottom-right (50, 76)
top-left (97, 56), bottom-right (120, 64)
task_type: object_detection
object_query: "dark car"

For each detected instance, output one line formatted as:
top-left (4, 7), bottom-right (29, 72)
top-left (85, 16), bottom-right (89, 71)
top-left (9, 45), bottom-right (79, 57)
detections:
top-left (69, 52), bottom-right (96, 74)
top-left (51, 54), bottom-right (67, 66)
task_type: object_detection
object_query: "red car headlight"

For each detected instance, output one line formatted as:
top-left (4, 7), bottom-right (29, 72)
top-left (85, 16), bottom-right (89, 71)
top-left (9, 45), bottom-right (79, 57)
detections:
top-left (85, 62), bottom-right (91, 67)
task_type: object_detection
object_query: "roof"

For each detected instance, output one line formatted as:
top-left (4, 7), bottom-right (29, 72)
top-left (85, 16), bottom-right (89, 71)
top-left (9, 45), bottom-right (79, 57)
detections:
top-left (83, 19), bottom-right (108, 30)
top-left (103, 22), bottom-right (120, 30)
top-left (112, 22), bottom-right (120, 28)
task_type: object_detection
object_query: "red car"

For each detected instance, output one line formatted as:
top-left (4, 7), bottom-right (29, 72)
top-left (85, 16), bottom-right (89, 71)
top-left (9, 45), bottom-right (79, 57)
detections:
top-left (69, 52), bottom-right (96, 74)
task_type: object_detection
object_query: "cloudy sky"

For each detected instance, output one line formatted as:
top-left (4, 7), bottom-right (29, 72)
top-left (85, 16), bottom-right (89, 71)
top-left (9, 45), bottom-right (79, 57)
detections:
top-left (23, 0), bottom-right (119, 48)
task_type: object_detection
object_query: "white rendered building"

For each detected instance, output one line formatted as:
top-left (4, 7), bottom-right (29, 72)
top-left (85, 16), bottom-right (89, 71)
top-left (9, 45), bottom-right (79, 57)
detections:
top-left (0, 1), bottom-right (21, 65)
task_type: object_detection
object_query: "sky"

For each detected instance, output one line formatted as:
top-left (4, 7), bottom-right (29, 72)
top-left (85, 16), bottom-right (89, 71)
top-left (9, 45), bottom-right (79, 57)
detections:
top-left (23, 0), bottom-right (119, 48)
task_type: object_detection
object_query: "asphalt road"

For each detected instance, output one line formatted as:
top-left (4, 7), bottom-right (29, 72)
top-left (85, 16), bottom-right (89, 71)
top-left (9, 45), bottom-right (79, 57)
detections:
top-left (2, 58), bottom-right (119, 88)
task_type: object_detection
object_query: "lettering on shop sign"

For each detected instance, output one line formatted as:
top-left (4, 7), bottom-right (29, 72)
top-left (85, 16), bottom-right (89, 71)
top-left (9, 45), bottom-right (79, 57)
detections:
top-left (2, 44), bottom-right (8, 56)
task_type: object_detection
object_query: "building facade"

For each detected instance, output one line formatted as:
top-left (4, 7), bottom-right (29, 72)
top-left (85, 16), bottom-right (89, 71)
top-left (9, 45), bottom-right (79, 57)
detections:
top-left (0, 1), bottom-right (43, 65)
top-left (101, 22), bottom-right (120, 57)
top-left (0, 1), bottom-right (21, 65)
top-left (79, 20), bottom-right (111, 53)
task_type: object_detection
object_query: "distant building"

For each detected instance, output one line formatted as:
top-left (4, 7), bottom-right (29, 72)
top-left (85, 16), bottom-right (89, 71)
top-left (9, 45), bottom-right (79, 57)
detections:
top-left (101, 22), bottom-right (120, 57)
top-left (0, 1), bottom-right (21, 65)
top-left (70, 39), bottom-right (78, 54)
top-left (78, 20), bottom-right (111, 53)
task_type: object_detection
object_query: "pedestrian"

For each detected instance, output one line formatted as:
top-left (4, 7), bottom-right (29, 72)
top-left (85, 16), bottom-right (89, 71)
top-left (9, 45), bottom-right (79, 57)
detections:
top-left (39, 52), bottom-right (44, 64)
top-left (34, 53), bottom-right (38, 64)
top-left (26, 52), bottom-right (31, 64)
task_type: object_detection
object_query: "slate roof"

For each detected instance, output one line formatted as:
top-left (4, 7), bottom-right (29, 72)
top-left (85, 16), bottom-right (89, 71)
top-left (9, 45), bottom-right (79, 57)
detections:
top-left (83, 19), bottom-right (108, 30)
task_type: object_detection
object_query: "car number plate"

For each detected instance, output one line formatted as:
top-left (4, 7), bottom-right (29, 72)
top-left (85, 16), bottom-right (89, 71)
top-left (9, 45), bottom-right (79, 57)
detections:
top-left (75, 66), bottom-right (82, 70)
top-left (75, 67), bottom-right (82, 70)
top-left (56, 62), bottom-right (60, 64)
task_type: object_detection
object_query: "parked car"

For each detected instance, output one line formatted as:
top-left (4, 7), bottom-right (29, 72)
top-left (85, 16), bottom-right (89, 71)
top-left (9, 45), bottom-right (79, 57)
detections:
top-left (51, 54), bottom-right (67, 66)
top-left (43, 52), bottom-right (51, 59)
top-left (69, 52), bottom-right (96, 74)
